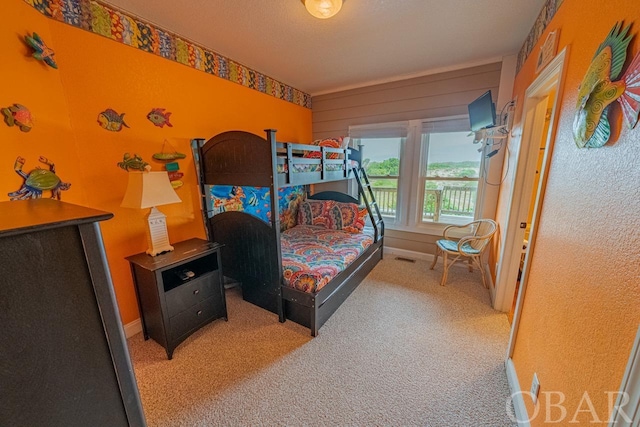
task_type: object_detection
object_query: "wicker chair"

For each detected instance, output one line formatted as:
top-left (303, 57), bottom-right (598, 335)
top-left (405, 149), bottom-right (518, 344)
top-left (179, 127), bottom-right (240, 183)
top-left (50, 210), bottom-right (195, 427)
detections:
top-left (429, 219), bottom-right (498, 288)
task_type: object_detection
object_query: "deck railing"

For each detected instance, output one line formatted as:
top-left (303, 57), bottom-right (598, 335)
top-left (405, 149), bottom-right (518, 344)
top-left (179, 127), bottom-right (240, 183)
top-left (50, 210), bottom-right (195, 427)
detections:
top-left (368, 176), bottom-right (477, 221)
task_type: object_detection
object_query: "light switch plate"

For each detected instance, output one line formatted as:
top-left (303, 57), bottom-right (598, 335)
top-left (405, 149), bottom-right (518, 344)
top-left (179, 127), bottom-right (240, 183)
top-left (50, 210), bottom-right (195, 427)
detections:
top-left (530, 373), bottom-right (540, 404)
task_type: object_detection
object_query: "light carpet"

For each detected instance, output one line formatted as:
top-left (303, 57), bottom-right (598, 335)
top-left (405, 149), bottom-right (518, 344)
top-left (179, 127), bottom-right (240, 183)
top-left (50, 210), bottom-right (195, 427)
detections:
top-left (128, 257), bottom-right (516, 426)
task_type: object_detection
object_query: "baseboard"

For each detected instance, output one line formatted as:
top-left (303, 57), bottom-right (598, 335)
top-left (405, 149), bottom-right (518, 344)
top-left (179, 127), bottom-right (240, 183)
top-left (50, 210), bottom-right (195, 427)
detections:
top-left (124, 318), bottom-right (142, 339)
top-left (484, 263), bottom-right (495, 289)
top-left (385, 246), bottom-right (434, 262)
top-left (385, 246), bottom-right (490, 274)
top-left (505, 358), bottom-right (531, 427)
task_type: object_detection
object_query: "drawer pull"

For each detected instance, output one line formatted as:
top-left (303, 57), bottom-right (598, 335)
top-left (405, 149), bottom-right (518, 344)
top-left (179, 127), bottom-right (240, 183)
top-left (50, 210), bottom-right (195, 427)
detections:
top-left (193, 289), bottom-right (200, 295)
top-left (197, 310), bottom-right (203, 316)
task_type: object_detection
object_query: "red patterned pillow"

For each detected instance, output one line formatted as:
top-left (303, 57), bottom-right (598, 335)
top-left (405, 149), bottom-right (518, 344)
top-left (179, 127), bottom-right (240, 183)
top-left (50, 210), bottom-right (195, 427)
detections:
top-left (298, 200), bottom-right (366, 233)
top-left (335, 202), bottom-right (367, 233)
top-left (303, 137), bottom-right (349, 159)
top-left (297, 200), bottom-right (336, 227)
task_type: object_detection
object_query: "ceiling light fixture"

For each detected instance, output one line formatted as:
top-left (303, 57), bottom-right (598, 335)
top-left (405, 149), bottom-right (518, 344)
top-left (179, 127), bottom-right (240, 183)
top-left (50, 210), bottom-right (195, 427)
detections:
top-left (305, 0), bottom-right (343, 19)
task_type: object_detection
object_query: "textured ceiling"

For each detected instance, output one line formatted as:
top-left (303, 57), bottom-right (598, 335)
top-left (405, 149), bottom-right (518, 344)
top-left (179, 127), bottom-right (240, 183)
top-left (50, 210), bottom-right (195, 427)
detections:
top-left (103, 0), bottom-right (546, 95)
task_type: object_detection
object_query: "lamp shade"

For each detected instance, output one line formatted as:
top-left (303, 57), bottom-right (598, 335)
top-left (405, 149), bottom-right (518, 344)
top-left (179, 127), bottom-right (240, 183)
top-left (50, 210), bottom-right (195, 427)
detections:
top-left (121, 171), bottom-right (181, 209)
top-left (305, 0), bottom-right (343, 19)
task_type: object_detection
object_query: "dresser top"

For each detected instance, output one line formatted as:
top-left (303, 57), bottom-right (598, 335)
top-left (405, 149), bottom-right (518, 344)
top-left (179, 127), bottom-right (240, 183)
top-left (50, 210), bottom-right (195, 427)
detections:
top-left (0, 199), bottom-right (113, 237)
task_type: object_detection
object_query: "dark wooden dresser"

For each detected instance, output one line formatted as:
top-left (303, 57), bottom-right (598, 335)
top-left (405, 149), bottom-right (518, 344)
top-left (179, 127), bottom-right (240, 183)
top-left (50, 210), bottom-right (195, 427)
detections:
top-left (0, 199), bottom-right (146, 427)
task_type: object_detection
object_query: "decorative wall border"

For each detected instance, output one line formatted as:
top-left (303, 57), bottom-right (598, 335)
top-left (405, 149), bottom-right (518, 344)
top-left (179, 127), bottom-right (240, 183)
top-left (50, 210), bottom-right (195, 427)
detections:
top-left (22, 0), bottom-right (312, 109)
top-left (516, 0), bottom-right (564, 73)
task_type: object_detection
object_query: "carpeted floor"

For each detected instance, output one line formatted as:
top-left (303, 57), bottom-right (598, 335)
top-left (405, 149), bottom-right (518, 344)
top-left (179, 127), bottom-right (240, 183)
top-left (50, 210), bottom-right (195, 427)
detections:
top-left (128, 257), bottom-right (516, 426)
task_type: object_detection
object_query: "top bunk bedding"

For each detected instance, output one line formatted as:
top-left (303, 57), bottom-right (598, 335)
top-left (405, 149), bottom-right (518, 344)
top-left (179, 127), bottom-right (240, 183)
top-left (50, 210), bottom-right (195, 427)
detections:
top-left (192, 130), bottom-right (362, 189)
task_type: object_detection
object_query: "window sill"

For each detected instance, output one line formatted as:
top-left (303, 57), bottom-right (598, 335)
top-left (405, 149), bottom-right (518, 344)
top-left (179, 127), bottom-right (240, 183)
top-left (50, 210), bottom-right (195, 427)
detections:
top-left (383, 215), bottom-right (475, 236)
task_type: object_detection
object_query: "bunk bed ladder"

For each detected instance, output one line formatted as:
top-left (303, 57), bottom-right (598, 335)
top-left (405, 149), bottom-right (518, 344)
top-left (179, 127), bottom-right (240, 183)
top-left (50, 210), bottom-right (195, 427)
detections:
top-left (353, 167), bottom-right (384, 243)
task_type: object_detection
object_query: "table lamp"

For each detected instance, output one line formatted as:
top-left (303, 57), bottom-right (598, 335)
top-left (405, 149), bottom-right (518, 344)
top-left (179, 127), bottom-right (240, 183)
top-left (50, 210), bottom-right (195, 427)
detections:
top-left (121, 171), bottom-right (181, 256)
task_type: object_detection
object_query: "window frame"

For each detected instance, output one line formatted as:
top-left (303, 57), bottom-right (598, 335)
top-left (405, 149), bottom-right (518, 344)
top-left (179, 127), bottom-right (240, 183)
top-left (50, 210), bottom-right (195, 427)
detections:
top-left (351, 116), bottom-right (487, 235)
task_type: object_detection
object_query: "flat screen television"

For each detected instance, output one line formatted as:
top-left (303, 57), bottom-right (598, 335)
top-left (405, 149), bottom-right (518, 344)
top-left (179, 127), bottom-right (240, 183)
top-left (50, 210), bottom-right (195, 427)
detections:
top-left (468, 90), bottom-right (496, 131)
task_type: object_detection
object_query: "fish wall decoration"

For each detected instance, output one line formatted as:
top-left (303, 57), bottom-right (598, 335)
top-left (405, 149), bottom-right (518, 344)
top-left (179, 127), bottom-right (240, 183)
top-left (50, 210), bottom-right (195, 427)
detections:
top-left (147, 108), bottom-right (173, 128)
top-left (573, 21), bottom-right (640, 148)
top-left (98, 108), bottom-right (129, 132)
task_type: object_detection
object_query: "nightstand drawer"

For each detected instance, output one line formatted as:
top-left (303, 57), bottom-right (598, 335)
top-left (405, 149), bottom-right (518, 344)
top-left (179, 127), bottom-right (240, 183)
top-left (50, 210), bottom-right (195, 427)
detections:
top-left (169, 296), bottom-right (223, 342)
top-left (165, 273), bottom-right (219, 318)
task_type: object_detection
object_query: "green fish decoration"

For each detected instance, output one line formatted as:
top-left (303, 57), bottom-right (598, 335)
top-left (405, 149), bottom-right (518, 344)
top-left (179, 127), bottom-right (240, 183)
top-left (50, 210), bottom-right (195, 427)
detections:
top-left (25, 32), bottom-right (57, 69)
top-left (573, 22), bottom-right (640, 148)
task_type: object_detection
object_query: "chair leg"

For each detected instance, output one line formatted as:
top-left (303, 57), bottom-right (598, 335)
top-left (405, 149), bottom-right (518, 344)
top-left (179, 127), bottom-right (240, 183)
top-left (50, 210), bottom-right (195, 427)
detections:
top-left (473, 256), bottom-right (488, 289)
top-left (468, 257), bottom-right (473, 272)
top-left (440, 252), bottom-right (450, 286)
top-left (430, 247), bottom-right (440, 270)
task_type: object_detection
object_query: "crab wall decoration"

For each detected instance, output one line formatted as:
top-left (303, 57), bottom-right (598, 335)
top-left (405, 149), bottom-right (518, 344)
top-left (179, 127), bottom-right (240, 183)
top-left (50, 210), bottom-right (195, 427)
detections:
top-left (8, 156), bottom-right (71, 200)
top-left (117, 153), bottom-right (150, 171)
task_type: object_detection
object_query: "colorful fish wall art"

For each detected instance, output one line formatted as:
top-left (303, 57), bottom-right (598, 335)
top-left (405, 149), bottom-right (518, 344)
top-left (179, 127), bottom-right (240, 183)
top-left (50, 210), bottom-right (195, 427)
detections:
top-left (98, 108), bottom-right (129, 132)
top-left (25, 32), bottom-right (57, 69)
top-left (573, 21), bottom-right (640, 148)
top-left (147, 108), bottom-right (173, 128)
top-left (2, 104), bottom-right (33, 132)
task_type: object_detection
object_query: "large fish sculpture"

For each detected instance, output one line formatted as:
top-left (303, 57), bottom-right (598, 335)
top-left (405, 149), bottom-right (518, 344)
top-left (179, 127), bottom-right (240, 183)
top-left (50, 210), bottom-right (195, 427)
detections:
top-left (573, 21), bottom-right (640, 148)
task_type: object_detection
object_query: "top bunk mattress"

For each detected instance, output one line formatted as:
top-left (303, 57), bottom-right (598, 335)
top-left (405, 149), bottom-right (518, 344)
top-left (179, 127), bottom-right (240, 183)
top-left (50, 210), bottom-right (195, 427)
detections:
top-left (281, 225), bottom-right (374, 294)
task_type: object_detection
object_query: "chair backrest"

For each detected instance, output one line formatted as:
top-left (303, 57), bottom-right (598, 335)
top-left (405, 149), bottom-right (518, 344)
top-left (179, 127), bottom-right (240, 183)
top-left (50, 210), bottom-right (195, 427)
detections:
top-left (466, 219), bottom-right (498, 252)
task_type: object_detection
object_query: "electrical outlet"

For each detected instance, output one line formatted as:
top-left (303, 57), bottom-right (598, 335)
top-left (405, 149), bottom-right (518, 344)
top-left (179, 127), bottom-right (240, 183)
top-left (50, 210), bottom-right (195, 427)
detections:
top-left (530, 373), bottom-right (540, 404)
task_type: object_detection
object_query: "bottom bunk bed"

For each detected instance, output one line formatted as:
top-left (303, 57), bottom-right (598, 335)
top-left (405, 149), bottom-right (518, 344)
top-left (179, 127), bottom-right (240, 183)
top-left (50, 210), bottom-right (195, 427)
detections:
top-left (194, 130), bottom-right (384, 336)
top-left (280, 193), bottom-right (384, 336)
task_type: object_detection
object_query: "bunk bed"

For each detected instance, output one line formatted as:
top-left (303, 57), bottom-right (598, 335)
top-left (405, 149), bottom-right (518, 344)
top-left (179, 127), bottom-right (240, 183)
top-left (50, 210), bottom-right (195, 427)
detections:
top-left (192, 129), bottom-right (384, 336)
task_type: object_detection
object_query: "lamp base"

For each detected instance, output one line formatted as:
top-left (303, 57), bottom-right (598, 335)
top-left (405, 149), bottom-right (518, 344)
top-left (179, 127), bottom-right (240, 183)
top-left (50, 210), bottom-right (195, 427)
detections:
top-left (146, 206), bottom-right (174, 256)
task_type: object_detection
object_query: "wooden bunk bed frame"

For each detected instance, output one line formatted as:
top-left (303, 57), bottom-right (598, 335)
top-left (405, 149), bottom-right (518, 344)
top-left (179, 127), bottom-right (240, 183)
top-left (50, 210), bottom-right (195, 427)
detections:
top-left (192, 129), bottom-right (384, 336)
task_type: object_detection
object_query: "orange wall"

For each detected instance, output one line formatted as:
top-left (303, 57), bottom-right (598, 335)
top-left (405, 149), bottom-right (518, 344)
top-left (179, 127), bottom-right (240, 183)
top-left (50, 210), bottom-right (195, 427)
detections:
top-left (504, 0), bottom-right (640, 424)
top-left (1, 1), bottom-right (312, 324)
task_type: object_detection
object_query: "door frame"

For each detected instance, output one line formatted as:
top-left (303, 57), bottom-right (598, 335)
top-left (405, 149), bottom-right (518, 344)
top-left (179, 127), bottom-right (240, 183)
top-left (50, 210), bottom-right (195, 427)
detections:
top-left (502, 47), bottom-right (569, 426)
top-left (505, 47), bottom-right (569, 355)
top-left (493, 47), bottom-right (568, 316)
top-left (609, 325), bottom-right (640, 427)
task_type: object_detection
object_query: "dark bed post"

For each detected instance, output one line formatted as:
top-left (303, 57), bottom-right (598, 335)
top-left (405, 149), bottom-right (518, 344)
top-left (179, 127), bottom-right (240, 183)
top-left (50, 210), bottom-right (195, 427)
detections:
top-left (265, 129), bottom-right (285, 323)
top-left (192, 138), bottom-right (212, 241)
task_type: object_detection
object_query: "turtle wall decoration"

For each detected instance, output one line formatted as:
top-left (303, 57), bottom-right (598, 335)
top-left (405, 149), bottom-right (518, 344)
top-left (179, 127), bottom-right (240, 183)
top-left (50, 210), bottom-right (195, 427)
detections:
top-left (8, 156), bottom-right (71, 200)
top-left (2, 104), bottom-right (33, 132)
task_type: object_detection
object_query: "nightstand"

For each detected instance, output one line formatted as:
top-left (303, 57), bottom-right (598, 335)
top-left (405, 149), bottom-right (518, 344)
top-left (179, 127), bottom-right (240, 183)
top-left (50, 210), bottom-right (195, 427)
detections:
top-left (127, 238), bottom-right (227, 360)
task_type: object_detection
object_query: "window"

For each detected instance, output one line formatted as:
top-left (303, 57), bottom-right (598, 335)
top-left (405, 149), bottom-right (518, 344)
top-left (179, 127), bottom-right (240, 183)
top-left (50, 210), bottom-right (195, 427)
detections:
top-left (349, 123), bottom-right (408, 225)
top-left (360, 137), bottom-right (403, 221)
top-left (351, 117), bottom-right (484, 232)
top-left (420, 130), bottom-right (479, 224)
